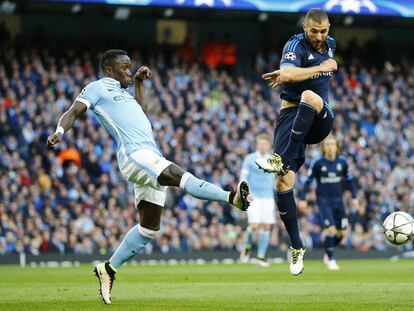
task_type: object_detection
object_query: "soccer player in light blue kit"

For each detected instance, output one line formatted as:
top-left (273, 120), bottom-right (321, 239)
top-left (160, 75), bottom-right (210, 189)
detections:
top-left (240, 134), bottom-right (276, 267)
top-left (46, 50), bottom-right (250, 304)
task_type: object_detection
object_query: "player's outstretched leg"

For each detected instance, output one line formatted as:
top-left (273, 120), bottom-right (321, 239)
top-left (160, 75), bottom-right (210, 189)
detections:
top-left (240, 225), bottom-right (254, 263)
top-left (158, 163), bottom-right (251, 211)
top-left (94, 202), bottom-right (161, 304)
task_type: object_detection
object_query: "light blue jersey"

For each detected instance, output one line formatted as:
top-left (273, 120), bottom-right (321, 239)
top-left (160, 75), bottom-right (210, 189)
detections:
top-left (241, 152), bottom-right (275, 199)
top-left (76, 77), bottom-right (161, 167)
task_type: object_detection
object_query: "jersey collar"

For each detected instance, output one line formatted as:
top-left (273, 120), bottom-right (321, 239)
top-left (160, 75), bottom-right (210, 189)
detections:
top-left (102, 77), bottom-right (122, 89)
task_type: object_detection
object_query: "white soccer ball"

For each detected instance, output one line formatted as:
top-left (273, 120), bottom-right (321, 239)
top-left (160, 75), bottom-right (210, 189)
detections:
top-left (383, 211), bottom-right (414, 246)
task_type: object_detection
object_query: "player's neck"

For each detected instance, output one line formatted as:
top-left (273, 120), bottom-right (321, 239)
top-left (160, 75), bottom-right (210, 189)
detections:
top-left (325, 155), bottom-right (336, 161)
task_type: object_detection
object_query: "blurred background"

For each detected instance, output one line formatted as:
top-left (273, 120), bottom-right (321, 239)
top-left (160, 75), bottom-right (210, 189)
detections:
top-left (1, 0), bottom-right (414, 264)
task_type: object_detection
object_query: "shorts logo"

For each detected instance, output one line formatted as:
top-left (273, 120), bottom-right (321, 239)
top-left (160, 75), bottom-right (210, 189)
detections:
top-left (284, 52), bottom-right (296, 61)
top-left (323, 111), bottom-right (327, 119)
top-left (279, 211), bottom-right (287, 216)
top-left (324, 218), bottom-right (331, 226)
top-left (114, 96), bottom-right (124, 101)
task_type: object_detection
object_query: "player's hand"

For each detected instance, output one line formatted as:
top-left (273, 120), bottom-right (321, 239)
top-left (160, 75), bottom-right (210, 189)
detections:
top-left (351, 198), bottom-right (358, 209)
top-left (135, 66), bottom-right (152, 82)
top-left (46, 133), bottom-right (62, 150)
top-left (297, 200), bottom-right (308, 212)
top-left (319, 59), bottom-right (337, 73)
top-left (262, 70), bottom-right (282, 88)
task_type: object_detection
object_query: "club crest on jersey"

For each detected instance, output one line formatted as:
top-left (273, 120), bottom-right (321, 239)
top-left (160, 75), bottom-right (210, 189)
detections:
top-left (328, 48), bottom-right (333, 58)
top-left (337, 163), bottom-right (342, 171)
top-left (321, 166), bottom-right (327, 172)
top-left (284, 52), bottom-right (296, 61)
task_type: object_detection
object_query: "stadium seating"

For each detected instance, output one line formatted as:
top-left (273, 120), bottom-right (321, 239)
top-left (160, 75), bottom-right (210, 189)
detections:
top-left (0, 39), bottom-right (412, 256)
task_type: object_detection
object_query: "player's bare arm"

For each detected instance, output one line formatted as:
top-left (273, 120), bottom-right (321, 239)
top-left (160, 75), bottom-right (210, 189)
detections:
top-left (263, 59), bottom-right (337, 87)
top-left (46, 101), bottom-right (87, 149)
top-left (262, 59), bottom-right (337, 86)
top-left (134, 66), bottom-right (152, 113)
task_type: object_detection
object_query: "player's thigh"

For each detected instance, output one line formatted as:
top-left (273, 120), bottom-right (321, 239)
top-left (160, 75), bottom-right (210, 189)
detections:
top-left (253, 198), bottom-right (276, 225)
top-left (273, 107), bottom-right (305, 172)
top-left (247, 200), bottom-right (263, 225)
top-left (305, 102), bottom-right (334, 145)
top-left (134, 183), bottom-right (167, 213)
top-left (120, 149), bottom-right (172, 190)
top-left (318, 199), bottom-right (336, 229)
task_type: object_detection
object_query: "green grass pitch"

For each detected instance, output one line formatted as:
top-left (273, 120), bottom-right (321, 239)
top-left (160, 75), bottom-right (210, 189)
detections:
top-left (0, 259), bottom-right (413, 310)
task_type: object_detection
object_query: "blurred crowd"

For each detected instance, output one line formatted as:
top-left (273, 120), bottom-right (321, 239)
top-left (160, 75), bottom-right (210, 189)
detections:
top-left (1, 33), bottom-right (414, 257)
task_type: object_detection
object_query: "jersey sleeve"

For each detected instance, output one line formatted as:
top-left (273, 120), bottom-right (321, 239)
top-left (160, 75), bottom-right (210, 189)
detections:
top-left (327, 36), bottom-right (336, 55)
top-left (299, 161), bottom-right (317, 200)
top-left (76, 81), bottom-right (101, 109)
top-left (280, 37), bottom-right (304, 68)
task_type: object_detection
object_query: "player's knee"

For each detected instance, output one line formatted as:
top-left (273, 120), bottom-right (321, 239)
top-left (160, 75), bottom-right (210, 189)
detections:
top-left (337, 230), bottom-right (346, 239)
top-left (301, 90), bottom-right (323, 112)
top-left (157, 163), bottom-right (184, 187)
top-left (276, 174), bottom-right (295, 192)
top-left (276, 182), bottom-right (293, 192)
top-left (250, 224), bottom-right (259, 231)
top-left (324, 226), bottom-right (337, 236)
top-left (261, 224), bottom-right (271, 231)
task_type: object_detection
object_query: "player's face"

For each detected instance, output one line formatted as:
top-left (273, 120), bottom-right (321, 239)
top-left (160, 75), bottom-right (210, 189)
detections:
top-left (256, 138), bottom-right (271, 154)
top-left (323, 137), bottom-right (337, 159)
top-left (303, 19), bottom-right (330, 51)
top-left (109, 55), bottom-right (132, 88)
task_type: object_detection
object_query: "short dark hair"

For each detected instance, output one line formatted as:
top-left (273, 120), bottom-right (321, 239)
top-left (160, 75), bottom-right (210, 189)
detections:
top-left (100, 49), bottom-right (128, 71)
top-left (305, 8), bottom-right (329, 23)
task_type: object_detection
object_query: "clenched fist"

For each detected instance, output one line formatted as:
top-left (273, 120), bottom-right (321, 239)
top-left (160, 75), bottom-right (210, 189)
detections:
top-left (135, 66), bottom-right (152, 81)
top-left (46, 133), bottom-right (62, 150)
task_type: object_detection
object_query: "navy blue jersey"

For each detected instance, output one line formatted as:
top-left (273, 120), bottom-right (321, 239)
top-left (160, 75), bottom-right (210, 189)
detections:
top-left (279, 33), bottom-right (336, 104)
top-left (300, 156), bottom-right (356, 201)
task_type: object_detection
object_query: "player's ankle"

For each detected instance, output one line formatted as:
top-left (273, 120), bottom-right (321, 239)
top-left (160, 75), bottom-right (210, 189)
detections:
top-left (105, 262), bottom-right (117, 276)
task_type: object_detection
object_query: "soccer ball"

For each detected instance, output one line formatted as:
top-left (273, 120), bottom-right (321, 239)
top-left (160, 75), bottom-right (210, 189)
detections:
top-left (383, 212), bottom-right (414, 245)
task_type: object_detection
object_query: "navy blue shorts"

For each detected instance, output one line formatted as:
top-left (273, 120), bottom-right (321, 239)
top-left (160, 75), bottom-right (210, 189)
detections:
top-left (317, 198), bottom-right (348, 230)
top-left (273, 103), bottom-right (334, 172)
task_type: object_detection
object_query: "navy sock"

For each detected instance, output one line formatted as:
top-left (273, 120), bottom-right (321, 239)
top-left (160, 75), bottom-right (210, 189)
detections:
top-left (325, 235), bottom-right (335, 260)
top-left (277, 190), bottom-right (303, 249)
top-left (282, 102), bottom-right (316, 163)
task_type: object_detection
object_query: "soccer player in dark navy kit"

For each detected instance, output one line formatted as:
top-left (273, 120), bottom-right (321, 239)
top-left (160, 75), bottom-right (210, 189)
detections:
top-left (256, 8), bottom-right (338, 275)
top-left (298, 135), bottom-right (358, 271)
